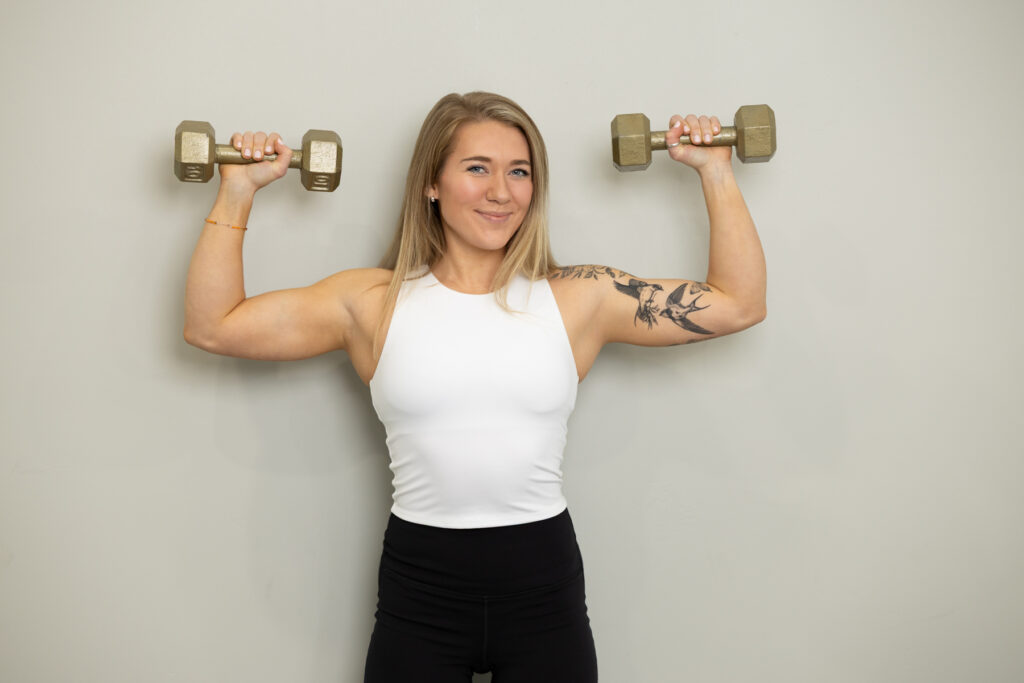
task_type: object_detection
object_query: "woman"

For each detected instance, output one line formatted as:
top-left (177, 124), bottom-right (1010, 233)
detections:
top-left (184, 92), bottom-right (766, 682)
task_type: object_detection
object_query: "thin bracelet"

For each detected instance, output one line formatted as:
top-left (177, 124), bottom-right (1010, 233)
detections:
top-left (205, 218), bottom-right (247, 231)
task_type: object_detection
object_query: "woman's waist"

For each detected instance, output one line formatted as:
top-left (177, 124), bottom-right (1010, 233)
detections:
top-left (379, 507), bottom-right (583, 596)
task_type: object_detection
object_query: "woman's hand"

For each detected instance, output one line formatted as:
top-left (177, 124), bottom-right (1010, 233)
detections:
top-left (665, 114), bottom-right (732, 172)
top-left (218, 130), bottom-right (292, 194)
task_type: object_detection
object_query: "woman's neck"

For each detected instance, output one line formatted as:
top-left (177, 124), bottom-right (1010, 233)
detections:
top-left (431, 248), bottom-right (505, 294)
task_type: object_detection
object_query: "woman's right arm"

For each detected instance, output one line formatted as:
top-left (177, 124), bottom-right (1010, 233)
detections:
top-left (182, 131), bottom-right (355, 361)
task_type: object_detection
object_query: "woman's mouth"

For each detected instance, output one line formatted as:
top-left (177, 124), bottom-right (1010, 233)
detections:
top-left (476, 210), bottom-right (512, 222)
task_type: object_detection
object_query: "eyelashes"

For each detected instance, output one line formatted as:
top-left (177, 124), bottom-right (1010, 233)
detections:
top-left (466, 165), bottom-right (531, 178)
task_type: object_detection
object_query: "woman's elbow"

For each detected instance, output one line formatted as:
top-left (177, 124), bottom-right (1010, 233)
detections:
top-left (183, 326), bottom-right (215, 351)
top-left (733, 301), bottom-right (766, 332)
top-left (749, 302), bottom-right (767, 326)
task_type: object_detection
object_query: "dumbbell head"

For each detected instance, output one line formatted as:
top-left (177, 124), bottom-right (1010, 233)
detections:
top-left (299, 129), bottom-right (343, 192)
top-left (175, 121), bottom-right (217, 183)
top-left (174, 121), bottom-right (343, 191)
top-left (732, 105), bottom-right (776, 164)
top-left (610, 114), bottom-right (655, 171)
top-left (611, 105), bottom-right (776, 170)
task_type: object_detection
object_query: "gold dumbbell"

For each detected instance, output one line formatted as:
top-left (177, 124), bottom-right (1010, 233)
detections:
top-left (611, 105), bottom-right (776, 171)
top-left (174, 121), bottom-right (343, 192)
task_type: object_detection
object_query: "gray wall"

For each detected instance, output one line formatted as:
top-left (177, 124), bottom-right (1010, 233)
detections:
top-left (2, 0), bottom-right (1022, 681)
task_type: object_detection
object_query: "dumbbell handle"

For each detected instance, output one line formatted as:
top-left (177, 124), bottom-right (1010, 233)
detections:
top-left (649, 127), bottom-right (739, 151)
top-left (214, 144), bottom-right (304, 169)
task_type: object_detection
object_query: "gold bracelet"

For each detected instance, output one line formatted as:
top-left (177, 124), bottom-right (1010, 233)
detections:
top-left (205, 218), bottom-right (246, 231)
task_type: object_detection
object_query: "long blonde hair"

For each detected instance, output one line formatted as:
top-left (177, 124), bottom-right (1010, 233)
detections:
top-left (376, 92), bottom-right (558, 354)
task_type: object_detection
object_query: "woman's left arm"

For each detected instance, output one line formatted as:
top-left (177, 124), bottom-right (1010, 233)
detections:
top-left (554, 113), bottom-right (766, 349)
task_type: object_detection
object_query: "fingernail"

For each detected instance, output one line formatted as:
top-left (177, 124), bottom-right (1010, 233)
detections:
top-left (704, 134), bottom-right (712, 143)
top-left (672, 120), bottom-right (681, 128)
top-left (244, 148), bottom-right (251, 157)
top-left (254, 150), bottom-right (262, 160)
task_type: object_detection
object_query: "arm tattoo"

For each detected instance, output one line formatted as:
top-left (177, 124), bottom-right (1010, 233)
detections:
top-left (660, 282), bottom-right (713, 335)
top-left (551, 264), bottom-right (631, 281)
top-left (613, 279), bottom-right (664, 328)
top-left (554, 265), bottom-right (714, 336)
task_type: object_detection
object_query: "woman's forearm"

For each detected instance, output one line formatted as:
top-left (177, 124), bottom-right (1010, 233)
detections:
top-left (699, 162), bottom-right (767, 320)
top-left (183, 184), bottom-right (256, 345)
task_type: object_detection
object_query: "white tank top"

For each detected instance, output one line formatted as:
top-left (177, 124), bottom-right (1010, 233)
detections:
top-left (369, 269), bottom-right (579, 529)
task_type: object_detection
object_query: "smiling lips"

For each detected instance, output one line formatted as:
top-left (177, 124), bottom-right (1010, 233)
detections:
top-left (476, 210), bottom-right (513, 221)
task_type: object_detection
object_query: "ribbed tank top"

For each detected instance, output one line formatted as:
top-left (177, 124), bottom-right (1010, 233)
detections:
top-left (369, 269), bottom-right (579, 529)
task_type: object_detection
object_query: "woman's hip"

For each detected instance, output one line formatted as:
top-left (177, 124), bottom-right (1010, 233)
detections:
top-left (377, 507), bottom-right (585, 597)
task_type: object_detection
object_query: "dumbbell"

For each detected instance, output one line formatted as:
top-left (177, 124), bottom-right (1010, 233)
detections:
top-left (174, 121), bottom-right (343, 192)
top-left (611, 105), bottom-right (776, 171)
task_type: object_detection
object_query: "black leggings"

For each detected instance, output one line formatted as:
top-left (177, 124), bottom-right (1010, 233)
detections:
top-left (363, 508), bottom-right (598, 682)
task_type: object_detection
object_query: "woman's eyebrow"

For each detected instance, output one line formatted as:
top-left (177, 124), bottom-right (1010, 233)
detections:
top-left (460, 155), bottom-right (531, 165)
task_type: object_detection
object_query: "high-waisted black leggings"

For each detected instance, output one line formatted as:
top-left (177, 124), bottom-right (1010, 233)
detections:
top-left (363, 508), bottom-right (598, 682)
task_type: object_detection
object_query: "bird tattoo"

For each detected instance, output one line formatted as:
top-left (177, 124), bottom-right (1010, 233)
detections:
top-left (613, 278), bottom-right (664, 328)
top-left (555, 266), bottom-right (716, 338)
top-left (660, 283), bottom-right (714, 335)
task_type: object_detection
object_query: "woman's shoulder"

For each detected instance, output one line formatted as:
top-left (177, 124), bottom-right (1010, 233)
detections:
top-left (546, 264), bottom-right (629, 295)
top-left (547, 264), bottom-right (633, 283)
top-left (321, 267), bottom-right (393, 292)
top-left (308, 268), bottom-right (394, 324)
top-left (545, 264), bottom-right (626, 315)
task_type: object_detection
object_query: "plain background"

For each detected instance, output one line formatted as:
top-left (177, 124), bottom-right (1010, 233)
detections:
top-left (2, 0), bottom-right (1022, 681)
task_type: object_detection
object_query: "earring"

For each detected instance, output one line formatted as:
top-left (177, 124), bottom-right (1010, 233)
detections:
top-left (429, 196), bottom-right (437, 203)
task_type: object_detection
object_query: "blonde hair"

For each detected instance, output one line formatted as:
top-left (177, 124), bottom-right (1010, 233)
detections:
top-left (376, 92), bottom-right (558, 354)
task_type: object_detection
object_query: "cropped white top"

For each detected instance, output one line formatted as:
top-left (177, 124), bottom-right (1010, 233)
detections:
top-left (369, 270), bottom-right (579, 529)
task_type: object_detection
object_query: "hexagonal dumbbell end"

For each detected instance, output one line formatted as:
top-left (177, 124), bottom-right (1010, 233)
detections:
top-left (610, 113), bottom-right (653, 171)
top-left (300, 130), bottom-right (343, 192)
top-left (174, 121), bottom-right (216, 183)
top-left (733, 105), bottom-right (776, 163)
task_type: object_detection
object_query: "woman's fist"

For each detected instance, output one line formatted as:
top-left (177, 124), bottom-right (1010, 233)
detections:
top-left (665, 114), bottom-right (732, 171)
top-left (219, 130), bottom-right (292, 194)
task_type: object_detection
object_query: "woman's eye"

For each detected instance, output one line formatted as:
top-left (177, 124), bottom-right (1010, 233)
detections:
top-left (511, 168), bottom-right (530, 178)
top-left (467, 165), bottom-right (486, 174)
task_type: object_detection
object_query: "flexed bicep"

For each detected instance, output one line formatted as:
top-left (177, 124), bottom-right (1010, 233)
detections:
top-left (552, 265), bottom-right (761, 348)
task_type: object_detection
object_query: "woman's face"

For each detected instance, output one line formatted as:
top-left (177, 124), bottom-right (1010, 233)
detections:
top-left (429, 120), bottom-right (534, 255)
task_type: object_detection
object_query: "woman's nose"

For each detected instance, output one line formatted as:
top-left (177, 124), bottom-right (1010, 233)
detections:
top-left (486, 175), bottom-right (510, 202)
